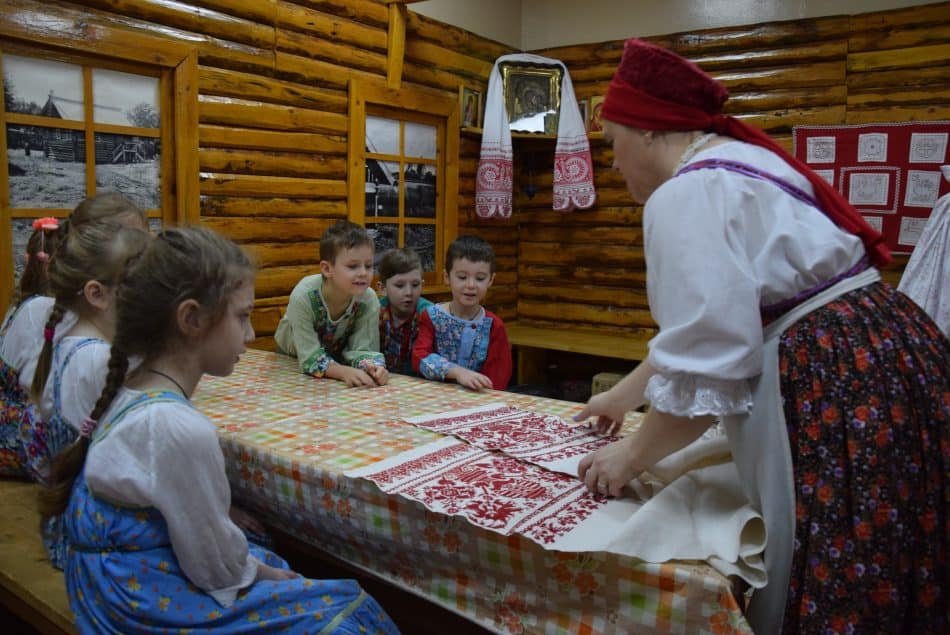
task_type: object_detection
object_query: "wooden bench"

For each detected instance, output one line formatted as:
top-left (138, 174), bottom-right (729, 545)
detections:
top-left (0, 480), bottom-right (74, 634)
top-left (506, 321), bottom-right (652, 385)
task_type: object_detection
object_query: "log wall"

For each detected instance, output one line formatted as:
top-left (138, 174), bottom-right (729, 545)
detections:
top-left (5, 1), bottom-right (947, 350)
top-left (525, 1), bottom-right (950, 336)
top-left (18, 0), bottom-right (515, 349)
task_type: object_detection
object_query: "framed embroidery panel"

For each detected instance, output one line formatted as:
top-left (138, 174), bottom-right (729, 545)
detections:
top-left (793, 121), bottom-right (950, 254)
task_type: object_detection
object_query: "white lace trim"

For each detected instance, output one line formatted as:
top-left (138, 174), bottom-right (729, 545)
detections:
top-left (645, 373), bottom-right (753, 418)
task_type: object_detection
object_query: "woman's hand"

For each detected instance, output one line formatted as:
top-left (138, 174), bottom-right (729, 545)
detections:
top-left (255, 563), bottom-right (300, 582)
top-left (577, 435), bottom-right (644, 497)
top-left (573, 391), bottom-right (630, 436)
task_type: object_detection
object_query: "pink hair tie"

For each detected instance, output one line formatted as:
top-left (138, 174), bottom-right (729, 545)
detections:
top-left (35, 251), bottom-right (49, 262)
top-left (43, 326), bottom-right (55, 342)
top-left (79, 417), bottom-right (98, 438)
top-left (32, 217), bottom-right (59, 231)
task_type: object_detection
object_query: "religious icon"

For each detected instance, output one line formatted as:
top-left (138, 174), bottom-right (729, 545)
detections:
top-left (500, 62), bottom-right (562, 135)
top-left (459, 85), bottom-right (482, 128)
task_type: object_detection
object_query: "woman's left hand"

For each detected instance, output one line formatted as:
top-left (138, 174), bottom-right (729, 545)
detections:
top-left (577, 435), bottom-right (644, 498)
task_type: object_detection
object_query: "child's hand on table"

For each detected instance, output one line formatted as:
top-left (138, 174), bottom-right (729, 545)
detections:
top-left (328, 363), bottom-right (379, 388)
top-left (365, 364), bottom-right (389, 386)
top-left (449, 367), bottom-right (493, 391)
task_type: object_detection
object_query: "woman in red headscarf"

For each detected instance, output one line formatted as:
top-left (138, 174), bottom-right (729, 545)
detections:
top-left (575, 39), bottom-right (948, 635)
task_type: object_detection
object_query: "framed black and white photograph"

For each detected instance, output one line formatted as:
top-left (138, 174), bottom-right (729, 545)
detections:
top-left (365, 159), bottom-right (399, 217)
top-left (500, 62), bottom-right (562, 135)
top-left (6, 125), bottom-right (88, 208)
top-left (4, 53), bottom-right (162, 210)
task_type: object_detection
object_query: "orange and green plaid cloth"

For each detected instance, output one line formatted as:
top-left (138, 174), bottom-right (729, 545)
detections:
top-left (193, 349), bottom-right (752, 634)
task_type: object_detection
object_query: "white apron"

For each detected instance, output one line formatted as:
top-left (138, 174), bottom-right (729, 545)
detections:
top-left (722, 267), bottom-right (880, 634)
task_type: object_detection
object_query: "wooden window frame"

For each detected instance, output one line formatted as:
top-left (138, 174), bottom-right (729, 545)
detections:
top-left (347, 79), bottom-right (459, 293)
top-left (0, 0), bottom-right (198, 309)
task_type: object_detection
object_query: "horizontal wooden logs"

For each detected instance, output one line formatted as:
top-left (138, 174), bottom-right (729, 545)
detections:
top-left (199, 148), bottom-right (347, 180)
top-left (202, 217), bottom-right (335, 242)
top-left (200, 125), bottom-right (347, 154)
top-left (199, 96), bottom-right (348, 134)
top-left (243, 241), bottom-right (321, 267)
top-left (519, 265), bottom-right (647, 287)
top-left (201, 196), bottom-right (348, 218)
top-left (199, 66), bottom-right (348, 113)
top-left (199, 173), bottom-right (346, 199)
top-left (519, 284), bottom-right (649, 309)
top-left (847, 43), bottom-right (950, 73)
top-left (518, 299), bottom-right (656, 329)
top-left (520, 242), bottom-right (644, 268)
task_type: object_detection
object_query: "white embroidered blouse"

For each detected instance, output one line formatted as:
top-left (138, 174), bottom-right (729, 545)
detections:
top-left (643, 141), bottom-right (867, 417)
top-left (0, 296), bottom-right (77, 393)
top-left (85, 388), bottom-right (258, 607)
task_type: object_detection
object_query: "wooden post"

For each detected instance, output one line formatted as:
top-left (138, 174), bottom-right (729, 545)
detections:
top-left (386, 2), bottom-right (407, 89)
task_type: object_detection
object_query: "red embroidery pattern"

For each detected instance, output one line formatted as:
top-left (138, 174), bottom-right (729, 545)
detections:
top-left (553, 144), bottom-right (596, 211)
top-left (361, 441), bottom-right (605, 544)
top-left (410, 406), bottom-right (613, 473)
top-left (475, 155), bottom-right (514, 218)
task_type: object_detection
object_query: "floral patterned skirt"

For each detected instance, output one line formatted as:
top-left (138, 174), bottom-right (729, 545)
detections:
top-left (779, 282), bottom-right (948, 634)
top-left (0, 359), bottom-right (49, 480)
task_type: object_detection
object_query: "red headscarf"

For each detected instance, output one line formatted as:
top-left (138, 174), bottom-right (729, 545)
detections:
top-left (602, 39), bottom-right (891, 266)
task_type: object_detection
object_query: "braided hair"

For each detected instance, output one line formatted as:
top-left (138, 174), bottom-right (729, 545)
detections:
top-left (29, 220), bottom-right (149, 402)
top-left (41, 226), bottom-right (253, 518)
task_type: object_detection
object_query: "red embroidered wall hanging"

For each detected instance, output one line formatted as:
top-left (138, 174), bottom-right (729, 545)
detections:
top-left (793, 121), bottom-right (950, 254)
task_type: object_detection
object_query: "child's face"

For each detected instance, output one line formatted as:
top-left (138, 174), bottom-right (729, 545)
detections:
top-left (382, 268), bottom-right (423, 318)
top-left (444, 258), bottom-right (494, 310)
top-left (201, 277), bottom-right (256, 378)
top-left (322, 244), bottom-right (374, 297)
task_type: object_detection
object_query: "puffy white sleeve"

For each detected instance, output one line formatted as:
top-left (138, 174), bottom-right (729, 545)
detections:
top-left (643, 171), bottom-right (759, 417)
top-left (87, 401), bottom-right (258, 607)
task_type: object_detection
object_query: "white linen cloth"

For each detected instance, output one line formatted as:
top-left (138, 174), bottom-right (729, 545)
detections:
top-left (476, 53), bottom-right (596, 218)
top-left (898, 165), bottom-right (950, 335)
top-left (0, 296), bottom-right (77, 392)
top-left (353, 404), bottom-right (767, 587)
top-left (86, 388), bottom-right (259, 607)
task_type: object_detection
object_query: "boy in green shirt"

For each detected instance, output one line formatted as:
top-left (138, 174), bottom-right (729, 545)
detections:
top-left (275, 221), bottom-right (388, 387)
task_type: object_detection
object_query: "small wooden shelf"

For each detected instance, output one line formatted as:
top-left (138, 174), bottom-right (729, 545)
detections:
top-left (461, 127), bottom-right (604, 141)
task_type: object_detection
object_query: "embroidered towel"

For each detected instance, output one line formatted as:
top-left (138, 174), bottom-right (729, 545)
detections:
top-left (476, 53), bottom-right (596, 218)
top-left (348, 405), bottom-right (767, 586)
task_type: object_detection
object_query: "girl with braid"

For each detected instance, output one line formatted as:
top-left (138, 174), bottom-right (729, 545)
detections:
top-left (31, 220), bottom-right (150, 568)
top-left (0, 217), bottom-right (70, 478)
top-left (1, 192), bottom-right (148, 482)
top-left (43, 227), bottom-right (400, 634)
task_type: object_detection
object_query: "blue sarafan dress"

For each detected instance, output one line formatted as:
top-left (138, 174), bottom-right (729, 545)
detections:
top-left (65, 390), bottom-right (400, 634)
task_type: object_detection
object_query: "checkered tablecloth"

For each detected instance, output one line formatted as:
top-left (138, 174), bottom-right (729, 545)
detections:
top-left (193, 349), bottom-right (752, 634)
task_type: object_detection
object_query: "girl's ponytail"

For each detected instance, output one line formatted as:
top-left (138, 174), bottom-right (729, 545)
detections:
top-left (29, 301), bottom-right (67, 402)
top-left (39, 344), bottom-right (129, 519)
